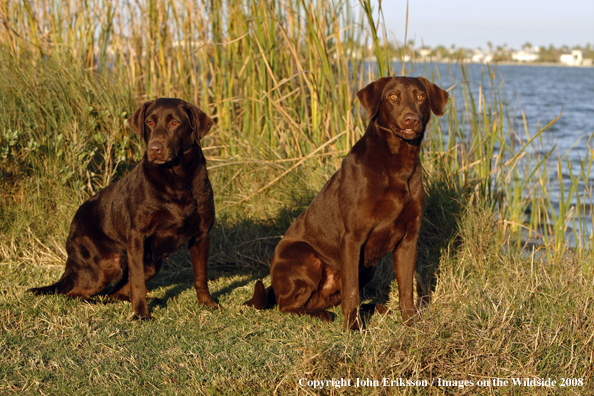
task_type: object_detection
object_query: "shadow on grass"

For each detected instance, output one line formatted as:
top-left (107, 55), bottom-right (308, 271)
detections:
top-left (415, 170), bottom-right (467, 305)
top-left (101, 171), bottom-right (463, 315)
top-left (136, 190), bottom-right (318, 309)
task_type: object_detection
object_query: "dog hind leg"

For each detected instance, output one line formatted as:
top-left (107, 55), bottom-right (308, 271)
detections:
top-left (66, 254), bottom-right (123, 299)
top-left (272, 241), bottom-right (335, 322)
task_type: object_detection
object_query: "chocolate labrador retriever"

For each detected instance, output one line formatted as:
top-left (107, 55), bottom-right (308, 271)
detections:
top-left (28, 98), bottom-right (219, 319)
top-left (245, 76), bottom-right (448, 330)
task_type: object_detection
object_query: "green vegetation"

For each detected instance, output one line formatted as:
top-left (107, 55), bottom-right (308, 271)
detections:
top-left (1, 0), bottom-right (593, 394)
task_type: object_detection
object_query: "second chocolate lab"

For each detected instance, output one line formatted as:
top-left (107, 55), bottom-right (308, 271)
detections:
top-left (245, 76), bottom-right (449, 330)
top-left (29, 98), bottom-right (219, 319)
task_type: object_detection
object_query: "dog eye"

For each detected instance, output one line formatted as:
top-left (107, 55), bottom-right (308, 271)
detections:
top-left (417, 94), bottom-right (425, 101)
top-left (171, 120), bottom-right (179, 126)
top-left (146, 119), bottom-right (154, 126)
top-left (389, 94), bottom-right (397, 100)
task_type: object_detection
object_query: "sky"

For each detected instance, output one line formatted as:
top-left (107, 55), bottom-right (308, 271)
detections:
top-left (373, 0), bottom-right (594, 49)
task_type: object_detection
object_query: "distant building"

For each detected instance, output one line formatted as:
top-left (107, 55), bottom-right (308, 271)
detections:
top-left (418, 48), bottom-right (432, 60)
top-left (511, 50), bottom-right (539, 62)
top-left (560, 50), bottom-right (582, 65)
top-left (559, 50), bottom-right (592, 66)
top-left (471, 49), bottom-right (493, 63)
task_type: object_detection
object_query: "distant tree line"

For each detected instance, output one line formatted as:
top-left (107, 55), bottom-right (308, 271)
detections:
top-left (361, 40), bottom-right (594, 63)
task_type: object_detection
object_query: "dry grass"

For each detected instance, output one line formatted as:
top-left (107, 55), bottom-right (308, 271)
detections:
top-left (1, 0), bottom-right (593, 394)
top-left (2, 206), bottom-right (593, 394)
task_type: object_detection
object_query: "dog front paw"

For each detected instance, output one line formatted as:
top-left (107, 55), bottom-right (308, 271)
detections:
top-left (374, 304), bottom-right (389, 315)
top-left (312, 309), bottom-right (333, 322)
top-left (197, 294), bottom-right (221, 309)
top-left (344, 309), bottom-right (362, 331)
top-left (127, 312), bottom-right (154, 321)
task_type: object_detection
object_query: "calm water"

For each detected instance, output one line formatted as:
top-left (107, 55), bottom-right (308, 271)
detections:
top-left (408, 63), bottom-right (594, 213)
top-left (428, 63), bottom-right (594, 156)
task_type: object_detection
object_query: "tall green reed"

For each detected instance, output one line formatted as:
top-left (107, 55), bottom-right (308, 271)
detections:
top-left (421, 62), bottom-right (593, 257)
top-left (1, 0), bottom-right (372, 160)
top-left (1, 0), bottom-right (592, 257)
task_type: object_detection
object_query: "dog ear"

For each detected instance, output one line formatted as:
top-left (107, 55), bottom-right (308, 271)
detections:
top-left (357, 77), bottom-right (390, 119)
top-left (128, 101), bottom-right (154, 143)
top-left (185, 103), bottom-right (213, 142)
top-left (417, 76), bottom-right (449, 116)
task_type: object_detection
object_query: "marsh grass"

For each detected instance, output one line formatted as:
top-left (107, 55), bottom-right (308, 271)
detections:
top-left (1, 0), bottom-right (593, 394)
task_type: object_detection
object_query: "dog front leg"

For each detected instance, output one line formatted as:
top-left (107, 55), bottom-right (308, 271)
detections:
top-left (127, 232), bottom-right (151, 319)
top-left (189, 234), bottom-right (219, 308)
top-left (340, 232), bottom-right (361, 330)
top-left (393, 229), bottom-right (419, 325)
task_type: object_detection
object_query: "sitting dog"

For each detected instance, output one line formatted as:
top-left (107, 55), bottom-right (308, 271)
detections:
top-left (245, 76), bottom-right (449, 330)
top-left (29, 98), bottom-right (219, 319)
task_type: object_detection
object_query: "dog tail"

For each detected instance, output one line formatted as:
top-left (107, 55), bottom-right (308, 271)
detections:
top-left (28, 269), bottom-right (74, 295)
top-left (244, 280), bottom-right (276, 309)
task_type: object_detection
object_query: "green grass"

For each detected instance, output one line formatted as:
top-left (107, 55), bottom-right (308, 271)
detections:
top-left (1, 0), bottom-right (594, 394)
top-left (2, 206), bottom-right (593, 394)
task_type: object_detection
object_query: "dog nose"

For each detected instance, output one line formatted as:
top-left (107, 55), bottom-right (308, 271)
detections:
top-left (149, 142), bottom-right (164, 159)
top-left (403, 113), bottom-right (419, 126)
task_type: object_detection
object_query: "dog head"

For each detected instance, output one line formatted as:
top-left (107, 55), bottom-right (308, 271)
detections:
top-left (128, 98), bottom-right (213, 164)
top-left (357, 76), bottom-right (448, 141)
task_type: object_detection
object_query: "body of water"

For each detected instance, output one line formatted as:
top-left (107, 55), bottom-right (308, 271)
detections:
top-left (438, 63), bottom-right (594, 157)
top-left (404, 62), bottom-right (594, 240)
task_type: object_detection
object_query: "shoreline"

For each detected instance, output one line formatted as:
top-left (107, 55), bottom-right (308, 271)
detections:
top-left (479, 61), bottom-right (593, 68)
top-left (357, 56), bottom-right (594, 68)
top-left (400, 59), bottom-right (594, 68)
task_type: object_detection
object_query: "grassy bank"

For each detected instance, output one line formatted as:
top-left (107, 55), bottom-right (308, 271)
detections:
top-left (2, 208), bottom-right (593, 394)
top-left (1, 0), bottom-right (593, 394)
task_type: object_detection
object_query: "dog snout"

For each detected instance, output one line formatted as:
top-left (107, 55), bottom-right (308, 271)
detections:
top-left (403, 113), bottom-right (419, 127)
top-left (148, 141), bottom-right (165, 161)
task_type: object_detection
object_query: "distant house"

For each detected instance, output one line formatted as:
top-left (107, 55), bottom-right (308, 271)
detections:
top-left (418, 48), bottom-right (432, 60)
top-left (471, 49), bottom-right (493, 63)
top-left (559, 50), bottom-right (591, 66)
top-left (511, 50), bottom-right (539, 62)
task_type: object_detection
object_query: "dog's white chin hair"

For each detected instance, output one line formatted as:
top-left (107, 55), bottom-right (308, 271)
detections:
top-left (390, 126), bottom-right (418, 139)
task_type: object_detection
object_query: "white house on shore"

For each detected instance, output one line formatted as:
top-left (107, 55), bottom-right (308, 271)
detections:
top-left (471, 48), bottom-right (493, 63)
top-left (560, 50), bottom-right (592, 66)
top-left (561, 50), bottom-right (582, 65)
top-left (511, 50), bottom-right (539, 62)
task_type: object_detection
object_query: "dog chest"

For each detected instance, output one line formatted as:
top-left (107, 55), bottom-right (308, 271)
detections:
top-left (362, 225), bottom-right (404, 266)
top-left (362, 199), bottom-right (421, 266)
top-left (142, 203), bottom-right (205, 257)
